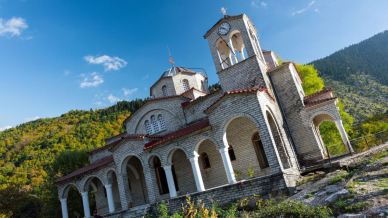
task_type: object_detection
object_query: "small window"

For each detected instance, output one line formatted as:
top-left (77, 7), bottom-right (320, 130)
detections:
top-left (158, 114), bottom-right (166, 131)
top-left (151, 115), bottom-right (160, 133)
top-left (201, 152), bottom-right (211, 169)
top-left (162, 85), bottom-right (168, 96)
top-left (228, 145), bottom-right (236, 161)
top-left (182, 79), bottom-right (190, 91)
top-left (145, 120), bottom-right (152, 134)
top-left (252, 132), bottom-right (269, 169)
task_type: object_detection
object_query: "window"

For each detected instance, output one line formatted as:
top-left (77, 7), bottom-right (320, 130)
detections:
top-left (201, 152), bottom-right (211, 169)
top-left (182, 79), bottom-right (190, 91)
top-left (201, 80), bottom-right (206, 92)
top-left (151, 115), bottom-right (160, 133)
top-left (252, 132), bottom-right (269, 169)
top-left (158, 114), bottom-right (166, 131)
top-left (145, 120), bottom-right (152, 134)
top-left (162, 85), bottom-right (168, 96)
top-left (228, 145), bottom-right (236, 161)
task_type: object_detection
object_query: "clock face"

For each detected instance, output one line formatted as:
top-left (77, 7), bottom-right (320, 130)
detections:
top-left (218, 22), bottom-right (231, 35)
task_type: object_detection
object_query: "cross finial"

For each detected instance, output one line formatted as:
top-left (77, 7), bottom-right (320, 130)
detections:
top-left (167, 47), bottom-right (175, 66)
top-left (221, 7), bottom-right (227, 16)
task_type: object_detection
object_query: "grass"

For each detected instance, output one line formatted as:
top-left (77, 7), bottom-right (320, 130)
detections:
top-left (328, 170), bottom-right (349, 185)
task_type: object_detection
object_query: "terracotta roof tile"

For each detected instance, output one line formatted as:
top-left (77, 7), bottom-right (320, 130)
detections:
top-left (144, 118), bottom-right (210, 150)
top-left (303, 88), bottom-right (333, 100)
top-left (55, 156), bottom-right (113, 184)
top-left (89, 134), bottom-right (145, 154)
top-left (304, 97), bottom-right (337, 108)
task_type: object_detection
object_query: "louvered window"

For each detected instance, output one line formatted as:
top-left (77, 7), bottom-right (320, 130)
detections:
top-left (158, 114), bottom-right (166, 131)
top-left (145, 120), bottom-right (152, 134)
top-left (182, 79), bottom-right (190, 91)
top-left (151, 115), bottom-right (160, 133)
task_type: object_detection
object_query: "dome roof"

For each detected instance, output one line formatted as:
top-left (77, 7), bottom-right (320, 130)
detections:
top-left (160, 66), bottom-right (207, 79)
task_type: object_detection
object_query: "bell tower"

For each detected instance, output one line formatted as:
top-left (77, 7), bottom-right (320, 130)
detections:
top-left (204, 14), bottom-right (270, 91)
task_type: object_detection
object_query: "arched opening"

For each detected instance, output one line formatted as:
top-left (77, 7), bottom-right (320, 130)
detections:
top-left (84, 177), bottom-right (107, 215)
top-left (312, 114), bottom-right (348, 157)
top-left (162, 85), bottom-right (168, 96)
top-left (266, 111), bottom-right (291, 169)
top-left (230, 31), bottom-right (247, 62)
top-left (107, 170), bottom-right (122, 211)
top-left (122, 156), bottom-right (148, 207)
top-left (169, 149), bottom-right (196, 194)
top-left (252, 132), bottom-right (269, 169)
top-left (182, 79), bottom-right (190, 91)
top-left (62, 184), bottom-right (83, 218)
top-left (216, 39), bottom-right (232, 69)
top-left (149, 156), bottom-right (169, 197)
top-left (224, 116), bottom-right (271, 180)
top-left (196, 139), bottom-right (228, 189)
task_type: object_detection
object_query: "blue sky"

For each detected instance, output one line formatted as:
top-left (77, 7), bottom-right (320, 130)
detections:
top-left (1, 0), bottom-right (388, 130)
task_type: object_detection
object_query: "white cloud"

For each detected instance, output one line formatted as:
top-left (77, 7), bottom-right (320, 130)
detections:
top-left (122, 88), bottom-right (138, 97)
top-left (84, 55), bottom-right (127, 71)
top-left (25, 116), bottom-right (40, 122)
top-left (251, 0), bottom-right (267, 8)
top-left (80, 72), bottom-right (104, 88)
top-left (292, 0), bottom-right (316, 16)
top-left (0, 17), bottom-right (28, 37)
top-left (0, 125), bottom-right (12, 131)
top-left (107, 94), bottom-right (121, 103)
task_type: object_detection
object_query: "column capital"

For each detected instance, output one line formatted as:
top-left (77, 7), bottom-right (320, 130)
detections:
top-left (163, 164), bottom-right (172, 170)
top-left (60, 198), bottom-right (67, 203)
top-left (80, 191), bottom-right (88, 197)
top-left (189, 155), bottom-right (199, 162)
top-left (104, 184), bottom-right (112, 189)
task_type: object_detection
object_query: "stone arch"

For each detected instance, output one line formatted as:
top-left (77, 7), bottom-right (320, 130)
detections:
top-left (83, 176), bottom-right (109, 215)
top-left (81, 174), bottom-right (106, 192)
top-left (60, 183), bottom-right (84, 218)
top-left (148, 155), bottom-right (169, 197)
top-left (166, 147), bottom-right (190, 165)
top-left (120, 155), bottom-right (149, 207)
top-left (106, 169), bottom-right (121, 211)
top-left (167, 148), bottom-right (196, 194)
top-left (265, 110), bottom-right (291, 169)
top-left (310, 111), bottom-right (349, 157)
top-left (216, 38), bottom-right (232, 69)
top-left (229, 30), bottom-right (247, 62)
top-left (195, 138), bottom-right (228, 189)
top-left (134, 108), bottom-right (183, 134)
top-left (222, 113), bottom-right (271, 180)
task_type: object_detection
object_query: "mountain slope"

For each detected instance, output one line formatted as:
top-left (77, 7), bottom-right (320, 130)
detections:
top-left (311, 31), bottom-right (388, 122)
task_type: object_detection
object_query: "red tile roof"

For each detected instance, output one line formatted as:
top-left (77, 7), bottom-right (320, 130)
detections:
top-left (304, 97), bottom-right (337, 108)
top-left (204, 86), bottom-right (267, 113)
top-left (180, 87), bottom-right (207, 100)
top-left (55, 156), bottom-right (114, 184)
top-left (89, 134), bottom-right (145, 154)
top-left (303, 88), bottom-right (337, 107)
top-left (144, 118), bottom-right (210, 150)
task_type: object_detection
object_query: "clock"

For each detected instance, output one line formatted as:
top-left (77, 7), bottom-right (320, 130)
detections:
top-left (218, 22), bottom-right (231, 35)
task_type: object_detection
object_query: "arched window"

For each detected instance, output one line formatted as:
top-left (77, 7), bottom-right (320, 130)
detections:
top-left (162, 85), bottom-right (168, 97)
top-left (252, 132), bottom-right (269, 169)
top-left (228, 145), bottom-right (236, 161)
top-left (145, 120), bottom-right (152, 134)
top-left (231, 32), bottom-right (246, 62)
top-left (182, 79), bottom-right (190, 91)
top-left (151, 115), bottom-right (159, 133)
top-left (216, 39), bottom-right (232, 69)
top-left (157, 114), bottom-right (166, 131)
top-left (201, 152), bottom-right (211, 169)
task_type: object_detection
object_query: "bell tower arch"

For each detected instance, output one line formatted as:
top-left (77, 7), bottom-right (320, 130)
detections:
top-left (204, 14), bottom-right (270, 91)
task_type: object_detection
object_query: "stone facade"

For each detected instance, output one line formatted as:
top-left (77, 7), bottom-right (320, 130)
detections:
top-left (55, 13), bottom-right (353, 218)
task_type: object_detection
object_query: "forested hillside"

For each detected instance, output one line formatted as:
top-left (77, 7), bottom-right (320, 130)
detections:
top-left (311, 31), bottom-right (388, 122)
top-left (0, 100), bottom-right (144, 217)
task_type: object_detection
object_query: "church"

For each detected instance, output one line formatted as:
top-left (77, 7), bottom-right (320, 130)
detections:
top-left (56, 13), bottom-right (353, 218)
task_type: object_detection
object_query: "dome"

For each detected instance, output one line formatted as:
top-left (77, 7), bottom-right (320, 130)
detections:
top-left (160, 66), bottom-right (207, 79)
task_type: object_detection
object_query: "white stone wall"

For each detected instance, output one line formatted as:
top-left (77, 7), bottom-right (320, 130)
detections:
top-left (150, 77), bottom-right (176, 98)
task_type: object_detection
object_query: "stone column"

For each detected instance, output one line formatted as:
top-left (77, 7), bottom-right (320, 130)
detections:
top-left (116, 173), bottom-right (131, 210)
top-left (189, 156), bottom-right (205, 192)
top-left (335, 119), bottom-right (354, 153)
top-left (80, 191), bottom-right (91, 218)
top-left (163, 165), bottom-right (177, 198)
top-left (218, 147), bottom-right (236, 184)
top-left (104, 184), bottom-right (115, 213)
top-left (60, 198), bottom-right (68, 218)
top-left (143, 165), bottom-right (157, 204)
